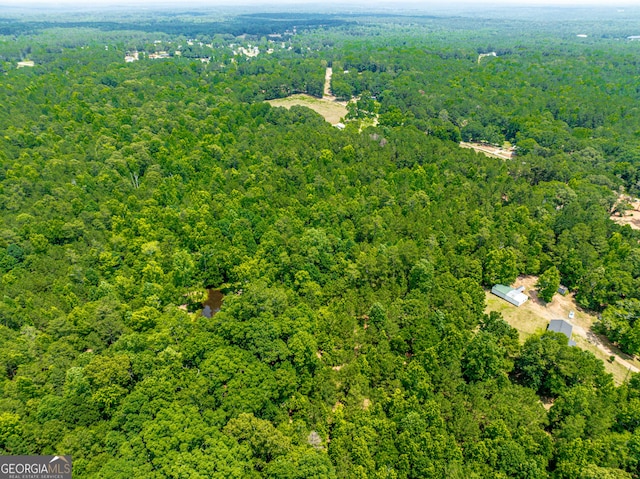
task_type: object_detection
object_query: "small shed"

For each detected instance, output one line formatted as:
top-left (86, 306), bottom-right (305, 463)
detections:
top-left (491, 284), bottom-right (529, 307)
top-left (557, 285), bottom-right (568, 295)
top-left (548, 319), bottom-right (576, 346)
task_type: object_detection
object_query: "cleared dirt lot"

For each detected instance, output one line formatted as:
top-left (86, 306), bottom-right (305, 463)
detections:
top-left (486, 275), bottom-right (640, 384)
top-left (611, 196), bottom-right (640, 231)
top-left (460, 141), bottom-right (515, 160)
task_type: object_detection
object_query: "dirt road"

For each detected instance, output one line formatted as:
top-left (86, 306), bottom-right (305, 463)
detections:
top-left (572, 324), bottom-right (639, 373)
top-left (324, 67), bottom-right (336, 100)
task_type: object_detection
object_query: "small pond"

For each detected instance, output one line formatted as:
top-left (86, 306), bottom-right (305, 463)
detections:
top-left (202, 289), bottom-right (224, 318)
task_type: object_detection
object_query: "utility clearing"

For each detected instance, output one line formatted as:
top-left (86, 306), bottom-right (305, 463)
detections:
top-left (266, 67), bottom-right (348, 126)
top-left (486, 275), bottom-right (640, 384)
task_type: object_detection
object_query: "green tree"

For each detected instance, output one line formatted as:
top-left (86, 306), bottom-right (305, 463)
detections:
top-left (0, 412), bottom-right (21, 452)
top-left (536, 266), bottom-right (561, 303)
top-left (596, 299), bottom-right (640, 355)
top-left (408, 259), bottom-right (435, 293)
top-left (462, 332), bottom-right (512, 382)
top-left (484, 248), bottom-right (518, 286)
top-left (514, 332), bottom-right (612, 397)
top-left (224, 413), bottom-right (291, 471)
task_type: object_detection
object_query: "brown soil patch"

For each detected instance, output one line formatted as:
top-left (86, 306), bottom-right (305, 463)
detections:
top-left (324, 67), bottom-right (336, 100)
top-left (460, 141), bottom-right (515, 160)
top-left (611, 195), bottom-right (640, 231)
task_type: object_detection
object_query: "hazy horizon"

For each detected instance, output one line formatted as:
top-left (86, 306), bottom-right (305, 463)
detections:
top-left (1, 0), bottom-right (638, 8)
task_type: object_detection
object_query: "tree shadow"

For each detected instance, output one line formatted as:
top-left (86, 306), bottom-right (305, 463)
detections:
top-left (526, 287), bottom-right (547, 307)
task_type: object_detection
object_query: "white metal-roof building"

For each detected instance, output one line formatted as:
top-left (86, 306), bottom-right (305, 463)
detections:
top-left (491, 284), bottom-right (529, 307)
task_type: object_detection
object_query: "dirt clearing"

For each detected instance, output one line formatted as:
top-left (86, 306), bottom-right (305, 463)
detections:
top-left (460, 142), bottom-right (515, 160)
top-left (267, 94), bottom-right (348, 125)
top-left (486, 275), bottom-right (640, 384)
top-left (611, 195), bottom-right (640, 231)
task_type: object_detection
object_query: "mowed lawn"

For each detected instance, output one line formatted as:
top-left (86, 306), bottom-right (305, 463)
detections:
top-left (485, 292), bottom-right (549, 339)
top-left (267, 94), bottom-right (348, 125)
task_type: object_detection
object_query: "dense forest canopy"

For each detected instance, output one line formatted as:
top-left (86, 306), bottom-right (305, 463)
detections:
top-left (1, 5), bottom-right (640, 478)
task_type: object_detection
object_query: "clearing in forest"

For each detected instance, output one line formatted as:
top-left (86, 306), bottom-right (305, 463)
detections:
top-left (266, 66), bottom-right (348, 126)
top-left (460, 141), bottom-right (515, 160)
top-left (267, 94), bottom-right (348, 125)
top-left (486, 275), bottom-right (640, 384)
top-left (610, 195), bottom-right (640, 231)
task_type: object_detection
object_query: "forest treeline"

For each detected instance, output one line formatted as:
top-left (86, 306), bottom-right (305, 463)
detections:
top-left (1, 10), bottom-right (640, 478)
top-left (0, 13), bottom-right (350, 37)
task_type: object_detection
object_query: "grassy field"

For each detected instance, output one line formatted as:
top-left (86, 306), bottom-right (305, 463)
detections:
top-left (485, 293), bottom-right (548, 338)
top-left (486, 276), bottom-right (639, 385)
top-left (266, 94), bottom-right (348, 125)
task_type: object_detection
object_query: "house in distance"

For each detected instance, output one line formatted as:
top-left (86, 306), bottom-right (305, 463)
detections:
top-left (491, 284), bottom-right (529, 307)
